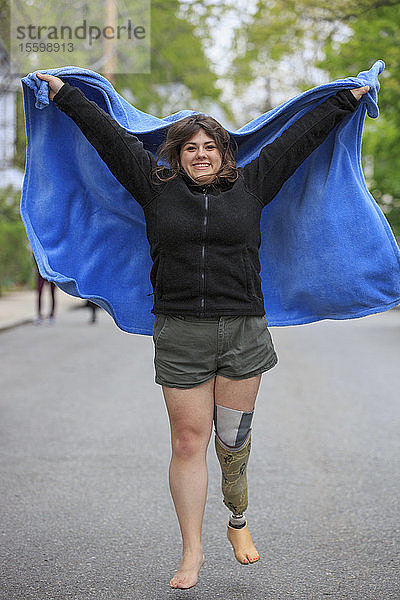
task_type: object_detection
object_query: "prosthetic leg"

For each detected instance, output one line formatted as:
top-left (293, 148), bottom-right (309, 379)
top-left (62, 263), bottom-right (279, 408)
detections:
top-left (214, 404), bottom-right (260, 564)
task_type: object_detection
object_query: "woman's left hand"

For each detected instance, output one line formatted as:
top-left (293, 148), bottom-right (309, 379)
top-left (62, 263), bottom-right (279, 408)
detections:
top-left (350, 85), bottom-right (370, 100)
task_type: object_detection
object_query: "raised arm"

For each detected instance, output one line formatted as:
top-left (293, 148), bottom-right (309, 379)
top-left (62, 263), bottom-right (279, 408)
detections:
top-left (36, 72), bottom-right (156, 208)
top-left (242, 86), bottom-right (368, 207)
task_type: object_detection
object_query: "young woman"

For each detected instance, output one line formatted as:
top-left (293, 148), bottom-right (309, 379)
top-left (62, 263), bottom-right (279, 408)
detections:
top-left (35, 71), bottom-right (368, 589)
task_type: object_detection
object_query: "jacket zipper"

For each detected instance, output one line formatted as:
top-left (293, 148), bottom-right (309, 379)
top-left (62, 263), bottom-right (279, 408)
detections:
top-left (200, 192), bottom-right (209, 313)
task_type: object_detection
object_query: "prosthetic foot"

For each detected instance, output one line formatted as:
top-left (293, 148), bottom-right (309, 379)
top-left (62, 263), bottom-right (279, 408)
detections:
top-left (227, 520), bottom-right (260, 564)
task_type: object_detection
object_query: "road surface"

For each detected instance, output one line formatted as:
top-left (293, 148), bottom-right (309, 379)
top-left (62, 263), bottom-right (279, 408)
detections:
top-left (1, 307), bottom-right (399, 599)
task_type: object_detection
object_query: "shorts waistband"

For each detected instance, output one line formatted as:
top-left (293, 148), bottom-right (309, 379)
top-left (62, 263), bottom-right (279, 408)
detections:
top-left (163, 314), bottom-right (240, 322)
top-left (176, 315), bottom-right (220, 321)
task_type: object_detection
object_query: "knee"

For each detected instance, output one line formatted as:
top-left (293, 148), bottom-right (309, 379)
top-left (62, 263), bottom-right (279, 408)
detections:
top-left (172, 429), bottom-right (209, 460)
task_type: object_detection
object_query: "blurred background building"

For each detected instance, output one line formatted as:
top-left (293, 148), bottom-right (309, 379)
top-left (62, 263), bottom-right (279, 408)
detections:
top-left (0, 41), bottom-right (23, 189)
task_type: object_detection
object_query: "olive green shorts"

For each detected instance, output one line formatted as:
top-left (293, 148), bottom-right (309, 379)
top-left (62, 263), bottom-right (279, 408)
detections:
top-left (152, 314), bottom-right (278, 389)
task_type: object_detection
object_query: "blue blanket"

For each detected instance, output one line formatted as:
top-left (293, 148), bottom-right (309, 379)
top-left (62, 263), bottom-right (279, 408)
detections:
top-left (20, 61), bottom-right (400, 334)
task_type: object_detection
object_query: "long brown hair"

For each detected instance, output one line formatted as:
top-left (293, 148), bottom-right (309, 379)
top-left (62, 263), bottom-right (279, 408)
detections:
top-left (154, 114), bottom-right (238, 184)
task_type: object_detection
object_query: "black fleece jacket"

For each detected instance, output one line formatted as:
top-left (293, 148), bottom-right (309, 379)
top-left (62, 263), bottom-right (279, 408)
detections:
top-left (53, 82), bottom-right (358, 317)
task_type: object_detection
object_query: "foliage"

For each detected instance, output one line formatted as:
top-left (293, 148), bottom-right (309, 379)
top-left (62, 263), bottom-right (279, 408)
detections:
top-left (227, 0), bottom-right (400, 237)
top-left (0, 221), bottom-right (34, 294)
top-left (0, 186), bottom-right (34, 294)
top-left (318, 3), bottom-right (400, 236)
top-left (2, 1), bottom-right (230, 289)
top-left (4, 0), bottom-right (232, 167)
top-left (0, 184), bottom-right (22, 222)
top-left (116, 0), bottom-right (227, 117)
top-left (1, 0), bottom-right (226, 115)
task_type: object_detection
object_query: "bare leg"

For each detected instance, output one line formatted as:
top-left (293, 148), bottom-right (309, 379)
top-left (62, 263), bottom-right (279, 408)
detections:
top-left (214, 374), bottom-right (262, 564)
top-left (37, 273), bottom-right (45, 319)
top-left (162, 377), bottom-right (215, 589)
top-left (49, 282), bottom-right (56, 318)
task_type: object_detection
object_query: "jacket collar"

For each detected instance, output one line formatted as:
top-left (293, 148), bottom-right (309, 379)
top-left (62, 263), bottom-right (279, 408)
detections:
top-left (179, 167), bottom-right (233, 194)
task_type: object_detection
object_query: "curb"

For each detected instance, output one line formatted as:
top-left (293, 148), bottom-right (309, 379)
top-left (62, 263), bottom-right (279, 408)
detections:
top-left (0, 296), bottom-right (83, 334)
top-left (0, 318), bottom-right (35, 333)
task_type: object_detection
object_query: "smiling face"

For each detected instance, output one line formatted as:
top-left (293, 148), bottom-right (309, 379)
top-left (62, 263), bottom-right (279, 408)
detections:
top-left (179, 129), bottom-right (223, 183)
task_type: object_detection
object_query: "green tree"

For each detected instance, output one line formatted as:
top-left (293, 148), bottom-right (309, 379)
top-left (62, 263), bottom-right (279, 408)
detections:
top-left (227, 0), bottom-right (400, 237)
top-left (1, 0), bottom-right (232, 288)
top-left (0, 186), bottom-right (34, 294)
top-left (319, 3), bottom-right (400, 234)
top-left (1, 0), bottom-right (231, 167)
top-left (116, 0), bottom-right (227, 116)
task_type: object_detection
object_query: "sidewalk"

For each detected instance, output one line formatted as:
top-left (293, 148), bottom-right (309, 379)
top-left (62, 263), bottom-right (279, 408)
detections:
top-left (0, 287), bottom-right (81, 332)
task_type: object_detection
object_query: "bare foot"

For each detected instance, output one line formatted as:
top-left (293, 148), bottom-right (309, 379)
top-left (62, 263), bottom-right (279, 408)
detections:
top-left (170, 550), bottom-right (206, 589)
top-left (227, 523), bottom-right (260, 565)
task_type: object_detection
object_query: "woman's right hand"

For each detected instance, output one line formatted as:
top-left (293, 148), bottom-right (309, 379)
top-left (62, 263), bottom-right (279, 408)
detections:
top-left (36, 72), bottom-right (64, 101)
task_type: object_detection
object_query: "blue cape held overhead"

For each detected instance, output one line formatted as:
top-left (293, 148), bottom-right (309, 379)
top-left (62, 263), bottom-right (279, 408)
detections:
top-left (20, 61), bottom-right (400, 335)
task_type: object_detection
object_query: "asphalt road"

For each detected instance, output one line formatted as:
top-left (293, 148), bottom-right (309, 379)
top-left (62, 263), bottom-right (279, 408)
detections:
top-left (1, 307), bottom-right (399, 599)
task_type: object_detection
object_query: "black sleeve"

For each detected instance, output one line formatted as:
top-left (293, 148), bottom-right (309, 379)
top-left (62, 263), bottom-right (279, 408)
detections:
top-left (53, 82), bottom-right (156, 207)
top-left (242, 89), bottom-right (359, 207)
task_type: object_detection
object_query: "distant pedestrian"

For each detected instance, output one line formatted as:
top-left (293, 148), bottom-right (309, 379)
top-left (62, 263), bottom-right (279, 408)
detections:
top-left (86, 300), bottom-right (98, 324)
top-left (34, 264), bottom-right (56, 325)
